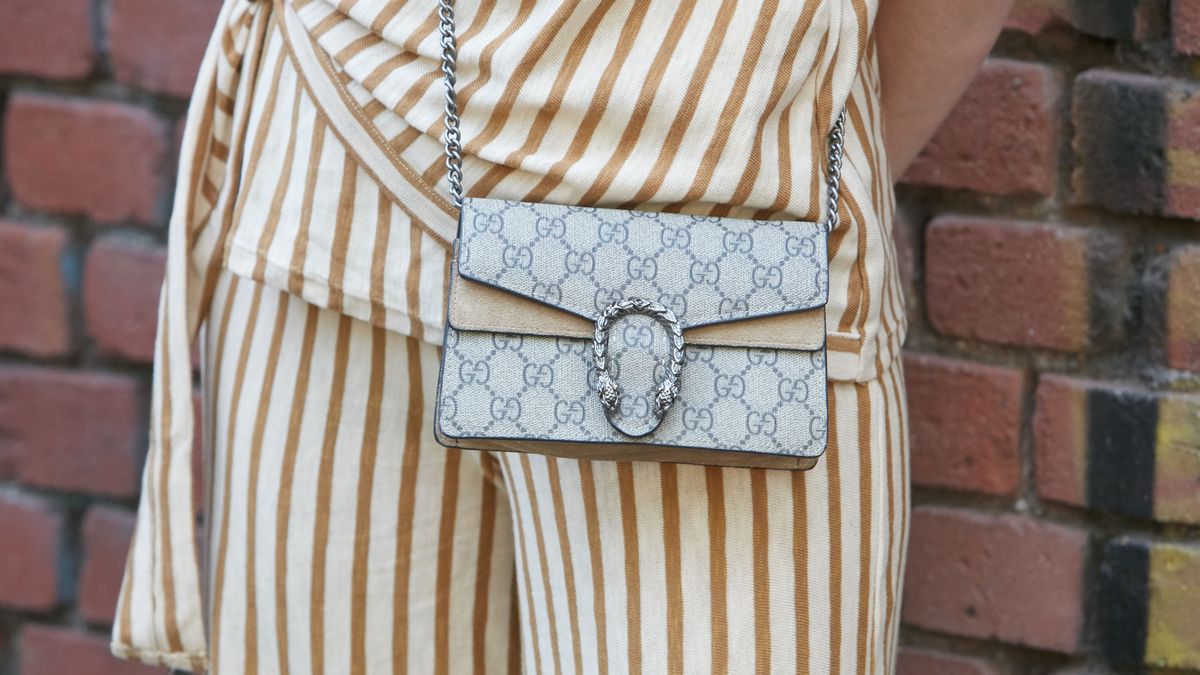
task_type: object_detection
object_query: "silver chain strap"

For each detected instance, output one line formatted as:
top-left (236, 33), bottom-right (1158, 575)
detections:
top-left (437, 0), bottom-right (465, 209)
top-left (437, 0), bottom-right (846, 230)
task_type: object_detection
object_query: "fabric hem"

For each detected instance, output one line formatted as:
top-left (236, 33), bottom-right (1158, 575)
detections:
top-left (111, 642), bottom-right (208, 672)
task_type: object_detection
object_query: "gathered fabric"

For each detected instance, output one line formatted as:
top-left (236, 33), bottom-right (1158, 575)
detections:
top-left (111, 0), bottom-right (906, 669)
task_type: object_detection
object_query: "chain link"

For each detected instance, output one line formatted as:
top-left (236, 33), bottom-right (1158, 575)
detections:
top-left (437, 0), bottom-right (846, 229)
top-left (438, 0), bottom-right (464, 209)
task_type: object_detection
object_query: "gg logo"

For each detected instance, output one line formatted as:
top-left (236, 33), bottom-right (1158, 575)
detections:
top-left (491, 334), bottom-right (525, 351)
top-left (786, 233), bottom-right (817, 257)
top-left (555, 336), bottom-right (588, 355)
top-left (660, 225), bottom-right (691, 248)
top-left (689, 261), bottom-right (720, 285)
top-left (746, 411), bottom-right (778, 435)
top-left (752, 264), bottom-right (784, 289)
top-left (523, 363), bottom-right (555, 387)
top-left (593, 288), bottom-right (623, 312)
top-left (621, 323), bottom-right (655, 348)
top-left (472, 212), bottom-right (503, 233)
top-left (564, 250), bottom-right (595, 274)
top-left (626, 256), bottom-right (657, 280)
top-left (657, 293), bottom-right (687, 319)
top-left (778, 377), bottom-right (808, 402)
top-left (554, 400), bottom-right (586, 424)
top-left (714, 374), bottom-right (746, 398)
top-left (686, 345), bottom-right (714, 363)
top-left (597, 220), bottom-right (629, 243)
top-left (502, 245), bottom-right (533, 269)
top-left (682, 406), bottom-right (714, 431)
top-left (718, 298), bottom-right (750, 316)
top-left (458, 360), bottom-right (490, 384)
top-left (490, 397), bottom-right (521, 422)
top-left (532, 282), bottom-right (562, 303)
top-left (535, 216), bottom-right (566, 238)
top-left (747, 348), bottom-right (779, 366)
top-left (619, 395), bottom-right (649, 418)
top-left (722, 230), bottom-right (753, 253)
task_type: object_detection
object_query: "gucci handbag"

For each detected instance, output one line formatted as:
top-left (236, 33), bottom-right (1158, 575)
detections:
top-left (432, 1), bottom-right (845, 470)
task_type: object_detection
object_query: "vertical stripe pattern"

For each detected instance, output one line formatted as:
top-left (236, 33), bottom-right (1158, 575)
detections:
top-left (112, 0), bottom-right (911, 671)
top-left (169, 267), bottom-right (910, 674)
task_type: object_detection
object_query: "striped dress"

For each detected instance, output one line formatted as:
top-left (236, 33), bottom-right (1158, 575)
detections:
top-left (112, 0), bottom-right (910, 672)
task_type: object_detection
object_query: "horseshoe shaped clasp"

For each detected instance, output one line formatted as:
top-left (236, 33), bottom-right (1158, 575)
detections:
top-left (592, 297), bottom-right (685, 437)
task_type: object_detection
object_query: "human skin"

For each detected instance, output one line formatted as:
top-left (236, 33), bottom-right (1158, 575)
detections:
top-left (875, 0), bottom-right (1017, 178)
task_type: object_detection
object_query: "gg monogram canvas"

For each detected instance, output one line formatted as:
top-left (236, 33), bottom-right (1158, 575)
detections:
top-left (434, 198), bottom-right (830, 470)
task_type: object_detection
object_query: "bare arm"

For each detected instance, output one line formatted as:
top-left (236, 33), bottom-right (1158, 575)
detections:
top-left (876, 0), bottom-right (1015, 178)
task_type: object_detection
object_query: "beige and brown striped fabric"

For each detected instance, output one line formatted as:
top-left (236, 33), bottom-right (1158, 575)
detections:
top-left (112, 0), bottom-right (910, 670)
top-left (157, 266), bottom-right (909, 674)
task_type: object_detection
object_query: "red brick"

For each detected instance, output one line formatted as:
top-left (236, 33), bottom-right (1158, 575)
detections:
top-left (925, 216), bottom-right (1127, 352)
top-left (0, 494), bottom-right (63, 611)
top-left (0, 367), bottom-right (142, 497)
top-left (20, 625), bottom-right (162, 675)
top-left (109, 0), bottom-right (223, 98)
top-left (1072, 70), bottom-right (1200, 221)
top-left (84, 237), bottom-right (167, 363)
top-left (0, 0), bottom-right (94, 79)
top-left (0, 221), bottom-right (72, 359)
top-left (897, 648), bottom-right (1003, 675)
top-left (1034, 374), bottom-right (1200, 525)
top-left (1006, 0), bottom-right (1163, 39)
top-left (4, 94), bottom-right (167, 224)
top-left (902, 59), bottom-right (1059, 196)
top-left (1174, 0), bottom-right (1200, 54)
top-left (1166, 246), bottom-right (1200, 372)
top-left (78, 506), bottom-right (137, 625)
top-left (902, 506), bottom-right (1087, 653)
top-left (904, 353), bottom-right (1023, 495)
top-left (1033, 375), bottom-right (1088, 508)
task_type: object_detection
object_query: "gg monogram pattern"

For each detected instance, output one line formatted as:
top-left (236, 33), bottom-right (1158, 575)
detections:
top-left (457, 198), bottom-right (827, 327)
top-left (438, 321), bottom-right (828, 456)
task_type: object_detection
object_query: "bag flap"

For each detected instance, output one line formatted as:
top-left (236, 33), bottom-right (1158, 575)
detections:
top-left (450, 198), bottom-right (827, 351)
top-left (454, 197), bottom-right (827, 347)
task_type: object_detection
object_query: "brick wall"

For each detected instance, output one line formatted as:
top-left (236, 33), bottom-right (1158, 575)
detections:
top-left (0, 2), bottom-right (1198, 675)
top-left (896, 1), bottom-right (1200, 673)
top-left (0, 0), bottom-right (218, 673)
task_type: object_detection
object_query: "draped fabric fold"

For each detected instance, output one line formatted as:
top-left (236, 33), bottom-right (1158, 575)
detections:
top-left (110, 1), bottom-right (270, 669)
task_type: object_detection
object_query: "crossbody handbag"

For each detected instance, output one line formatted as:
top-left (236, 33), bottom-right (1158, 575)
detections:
top-left (432, 0), bottom-right (847, 470)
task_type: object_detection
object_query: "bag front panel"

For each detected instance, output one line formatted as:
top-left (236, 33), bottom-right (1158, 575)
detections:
top-left (437, 325), bottom-right (828, 457)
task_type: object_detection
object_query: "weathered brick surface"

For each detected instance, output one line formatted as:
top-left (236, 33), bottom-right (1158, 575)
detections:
top-left (924, 216), bottom-right (1127, 352)
top-left (904, 353), bottom-right (1024, 495)
top-left (109, 0), bottom-right (224, 98)
top-left (19, 624), bottom-right (163, 675)
top-left (902, 506), bottom-right (1087, 653)
top-left (83, 237), bottom-right (168, 364)
top-left (0, 494), bottom-right (63, 612)
top-left (1010, 0), bottom-right (1165, 39)
top-left (0, 367), bottom-right (142, 497)
top-left (0, 0), bottom-right (94, 79)
top-left (1174, 0), bottom-right (1200, 54)
top-left (0, 221), bottom-right (71, 359)
top-left (1034, 374), bottom-right (1200, 525)
top-left (902, 59), bottom-right (1059, 196)
top-left (3, 94), bottom-right (168, 224)
top-left (1073, 70), bottom-right (1200, 221)
top-left (897, 648), bottom-right (1004, 675)
top-left (1095, 539), bottom-right (1200, 670)
top-left (1166, 246), bottom-right (1200, 372)
top-left (78, 506), bottom-right (137, 625)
